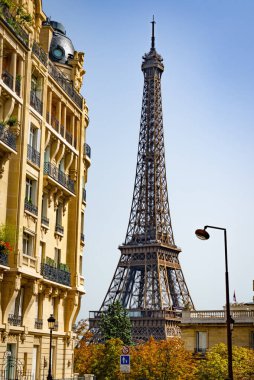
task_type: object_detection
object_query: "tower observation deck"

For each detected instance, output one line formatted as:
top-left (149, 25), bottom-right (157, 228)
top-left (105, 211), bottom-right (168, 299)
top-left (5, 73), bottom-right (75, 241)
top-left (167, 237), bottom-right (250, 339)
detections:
top-left (89, 19), bottom-right (194, 341)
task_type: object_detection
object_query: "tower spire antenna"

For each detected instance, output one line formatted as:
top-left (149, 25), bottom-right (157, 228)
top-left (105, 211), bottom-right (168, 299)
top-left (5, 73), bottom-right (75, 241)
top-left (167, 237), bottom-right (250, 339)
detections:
top-left (151, 15), bottom-right (156, 50)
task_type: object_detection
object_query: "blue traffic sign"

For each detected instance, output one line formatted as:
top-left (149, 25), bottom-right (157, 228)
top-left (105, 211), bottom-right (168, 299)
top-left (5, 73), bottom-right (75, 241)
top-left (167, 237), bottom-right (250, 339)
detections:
top-left (120, 355), bottom-right (130, 365)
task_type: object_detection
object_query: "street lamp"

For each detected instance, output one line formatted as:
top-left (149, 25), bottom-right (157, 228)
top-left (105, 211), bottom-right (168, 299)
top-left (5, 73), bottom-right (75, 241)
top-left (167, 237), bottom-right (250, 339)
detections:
top-left (47, 314), bottom-right (56, 380)
top-left (195, 225), bottom-right (233, 380)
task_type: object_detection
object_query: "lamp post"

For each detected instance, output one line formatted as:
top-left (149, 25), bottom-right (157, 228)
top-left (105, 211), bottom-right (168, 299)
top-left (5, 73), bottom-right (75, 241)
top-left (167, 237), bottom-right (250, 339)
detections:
top-left (195, 225), bottom-right (233, 380)
top-left (47, 314), bottom-right (56, 380)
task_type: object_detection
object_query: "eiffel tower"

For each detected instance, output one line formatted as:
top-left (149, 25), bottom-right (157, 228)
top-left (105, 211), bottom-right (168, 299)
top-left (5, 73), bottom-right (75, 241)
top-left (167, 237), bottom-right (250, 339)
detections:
top-left (89, 19), bottom-right (194, 341)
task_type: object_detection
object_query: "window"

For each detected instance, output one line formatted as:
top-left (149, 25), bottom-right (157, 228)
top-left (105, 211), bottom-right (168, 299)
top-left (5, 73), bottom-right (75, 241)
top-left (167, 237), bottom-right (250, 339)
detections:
top-left (81, 212), bottom-right (84, 232)
top-left (41, 194), bottom-right (49, 225)
top-left (39, 241), bottom-right (45, 262)
top-left (79, 255), bottom-right (83, 275)
top-left (56, 203), bottom-right (63, 226)
top-left (25, 177), bottom-right (37, 204)
top-left (250, 332), bottom-right (254, 349)
top-left (23, 232), bottom-right (34, 256)
top-left (29, 125), bottom-right (39, 149)
top-left (31, 75), bottom-right (42, 98)
top-left (9, 287), bottom-right (24, 320)
top-left (58, 158), bottom-right (64, 172)
top-left (44, 146), bottom-right (50, 162)
top-left (54, 248), bottom-right (61, 266)
top-left (196, 331), bottom-right (207, 354)
top-left (6, 344), bottom-right (16, 379)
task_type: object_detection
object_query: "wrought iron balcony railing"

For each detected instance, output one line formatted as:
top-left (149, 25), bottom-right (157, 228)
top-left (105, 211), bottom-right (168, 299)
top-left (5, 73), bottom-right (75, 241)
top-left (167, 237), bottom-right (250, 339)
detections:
top-left (55, 224), bottom-right (64, 235)
top-left (84, 143), bottom-right (91, 158)
top-left (27, 144), bottom-right (40, 166)
top-left (2, 70), bottom-right (13, 89)
top-left (44, 162), bottom-right (75, 194)
top-left (0, 251), bottom-right (8, 266)
top-left (24, 199), bottom-right (38, 216)
top-left (0, 124), bottom-right (16, 150)
top-left (41, 262), bottom-right (71, 287)
top-left (34, 318), bottom-right (43, 329)
top-left (48, 60), bottom-right (83, 109)
top-left (32, 41), bottom-right (48, 66)
top-left (41, 215), bottom-right (49, 227)
top-left (30, 90), bottom-right (43, 115)
top-left (82, 188), bottom-right (86, 203)
top-left (0, 3), bottom-right (29, 47)
top-left (8, 314), bottom-right (22, 326)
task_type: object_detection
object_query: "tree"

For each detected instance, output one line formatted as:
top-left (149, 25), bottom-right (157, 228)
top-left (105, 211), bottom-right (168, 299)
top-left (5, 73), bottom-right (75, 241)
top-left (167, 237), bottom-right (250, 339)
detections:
top-left (99, 301), bottom-right (132, 345)
top-left (196, 343), bottom-right (254, 380)
top-left (75, 338), bottom-right (125, 380)
top-left (129, 337), bottom-right (197, 380)
top-left (74, 319), bottom-right (94, 375)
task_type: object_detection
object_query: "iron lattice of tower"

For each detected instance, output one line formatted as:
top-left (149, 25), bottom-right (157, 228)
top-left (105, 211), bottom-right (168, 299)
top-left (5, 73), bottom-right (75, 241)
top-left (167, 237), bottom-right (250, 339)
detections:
top-left (89, 20), bottom-right (194, 341)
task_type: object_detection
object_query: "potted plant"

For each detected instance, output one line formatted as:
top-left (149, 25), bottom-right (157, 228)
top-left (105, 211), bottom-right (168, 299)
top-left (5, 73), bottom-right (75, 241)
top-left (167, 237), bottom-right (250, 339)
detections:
top-left (7, 115), bottom-right (17, 127)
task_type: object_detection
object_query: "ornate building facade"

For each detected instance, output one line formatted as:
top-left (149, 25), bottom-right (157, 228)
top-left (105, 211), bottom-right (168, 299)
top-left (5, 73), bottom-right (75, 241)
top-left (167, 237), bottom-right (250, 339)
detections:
top-left (0, 0), bottom-right (90, 378)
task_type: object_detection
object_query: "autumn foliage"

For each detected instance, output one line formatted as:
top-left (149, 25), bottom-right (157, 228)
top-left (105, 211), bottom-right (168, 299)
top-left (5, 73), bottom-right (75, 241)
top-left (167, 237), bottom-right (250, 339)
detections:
top-left (75, 336), bottom-right (196, 380)
top-left (74, 321), bottom-right (254, 380)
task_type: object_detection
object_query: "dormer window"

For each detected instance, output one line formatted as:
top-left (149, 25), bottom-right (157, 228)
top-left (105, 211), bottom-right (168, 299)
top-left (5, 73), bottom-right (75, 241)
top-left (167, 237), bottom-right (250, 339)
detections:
top-left (52, 45), bottom-right (65, 61)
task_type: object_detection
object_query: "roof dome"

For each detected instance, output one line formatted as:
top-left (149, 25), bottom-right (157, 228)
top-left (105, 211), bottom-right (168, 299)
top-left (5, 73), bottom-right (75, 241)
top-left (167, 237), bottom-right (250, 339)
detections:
top-left (48, 20), bottom-right (75, 65)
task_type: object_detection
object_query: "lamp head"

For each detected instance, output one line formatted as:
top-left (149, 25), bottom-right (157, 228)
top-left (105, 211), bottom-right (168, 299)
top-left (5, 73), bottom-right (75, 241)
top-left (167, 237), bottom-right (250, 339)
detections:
top-left (48, 314), bottom-right (56, 329)
top-left (195, 228), bottom-right (210, 240)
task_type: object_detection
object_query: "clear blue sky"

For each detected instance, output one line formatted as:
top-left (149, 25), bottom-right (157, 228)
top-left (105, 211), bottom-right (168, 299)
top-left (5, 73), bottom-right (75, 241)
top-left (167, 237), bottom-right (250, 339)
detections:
top-left (43, 0), bottom-right (254, 318)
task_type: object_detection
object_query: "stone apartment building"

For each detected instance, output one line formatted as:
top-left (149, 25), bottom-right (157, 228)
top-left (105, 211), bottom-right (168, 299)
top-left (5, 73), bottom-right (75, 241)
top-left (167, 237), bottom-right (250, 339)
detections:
top-left (0, 0), bottom-right (90, 378)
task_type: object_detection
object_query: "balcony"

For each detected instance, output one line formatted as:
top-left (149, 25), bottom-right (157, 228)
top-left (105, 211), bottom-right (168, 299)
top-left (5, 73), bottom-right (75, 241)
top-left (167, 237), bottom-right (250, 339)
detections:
top-left (48, 60), bottom-right (83, 109)
top-left (44, 162), bottom-right (75, 194)
top-left (34, 318), bottom-right (43, 329)
top-left (41, 215), bottom-right (49, 227)
top-left (41, 262), bottom-right (71, 287)
top-left (2, 70), bottom-right (13, 89)
top-left (32, 41), bottom-right (48, 66)
top-left (0, 3), bottom-right (29, 47)
top-left (27, 144), bottom-right (40, 167)
top-left (8, 314), bottom-right (22, 326)
top-left (182, 309), bottom-right (254, 324)
top-left (30, 90), bottom-right (43, 115)
top-left (24, 199), bottom-right (38, 216)
top-left (0, 251), bottom-right (8, 266)
top-left (0, 124), bottom-right (16, 151)
top-left (55, 224), bottom-right (64, 235)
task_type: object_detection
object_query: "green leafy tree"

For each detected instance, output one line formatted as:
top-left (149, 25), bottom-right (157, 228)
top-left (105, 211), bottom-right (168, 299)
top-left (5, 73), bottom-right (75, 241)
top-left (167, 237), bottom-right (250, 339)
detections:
top-left (99, 301), bottom-right (132, 345)
top-left (196, 343), bottom-right (254, 380)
